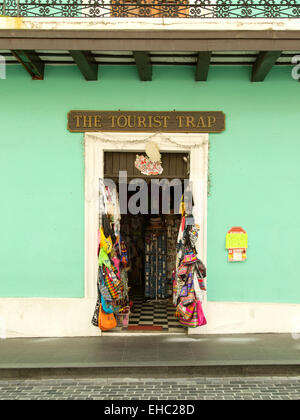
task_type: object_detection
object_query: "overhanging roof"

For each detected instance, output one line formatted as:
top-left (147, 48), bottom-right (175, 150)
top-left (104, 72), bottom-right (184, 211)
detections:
top-left (1, 17), bottom-right (300, 82)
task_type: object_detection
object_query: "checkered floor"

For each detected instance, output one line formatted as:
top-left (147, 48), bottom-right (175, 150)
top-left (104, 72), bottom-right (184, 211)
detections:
top-left (128, 291), bottom-right (186, 332)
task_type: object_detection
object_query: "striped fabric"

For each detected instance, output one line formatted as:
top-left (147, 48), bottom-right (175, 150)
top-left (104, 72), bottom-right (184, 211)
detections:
top-left (104, 267), bottom-right (120, 299)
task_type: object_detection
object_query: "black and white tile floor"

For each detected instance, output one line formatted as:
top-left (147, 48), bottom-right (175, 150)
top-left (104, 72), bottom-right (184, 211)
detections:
top-left (128, 292), bottom-right (185, 332)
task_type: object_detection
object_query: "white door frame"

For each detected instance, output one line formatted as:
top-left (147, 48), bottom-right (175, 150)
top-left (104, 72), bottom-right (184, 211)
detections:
top-left (84, 131), bottom-right (209, 335)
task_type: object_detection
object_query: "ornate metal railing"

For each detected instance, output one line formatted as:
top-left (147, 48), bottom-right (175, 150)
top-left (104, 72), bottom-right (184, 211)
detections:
top-left (1, 0), bottom-right (300, 18)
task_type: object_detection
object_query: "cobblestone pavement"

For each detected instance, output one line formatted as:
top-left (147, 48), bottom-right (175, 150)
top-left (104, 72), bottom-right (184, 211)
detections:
top-left (0, 377), bottom-right (300, 400)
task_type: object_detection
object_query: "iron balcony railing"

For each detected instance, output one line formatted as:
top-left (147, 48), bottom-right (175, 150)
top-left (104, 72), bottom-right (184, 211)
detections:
top-left (1, 0), bottom-right (300, 19)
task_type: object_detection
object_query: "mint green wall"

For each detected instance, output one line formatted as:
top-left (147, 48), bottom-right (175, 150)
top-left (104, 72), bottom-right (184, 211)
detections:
top-left (0, 65), bottom-right (299, 302)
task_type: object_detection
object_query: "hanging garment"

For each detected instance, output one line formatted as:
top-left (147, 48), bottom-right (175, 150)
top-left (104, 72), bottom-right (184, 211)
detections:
top-left (91, 295), bottom-right (101, 327)
top-left (91, 267), bottom-right (113, 327)
top-left (99, 179), bottom-right (108, 217)
top-left (120, 269), bottom-right (129, 302)
top-left (179, 272), bottom-right (193, 298)
top-left (120, 238), bottom-right (128, 267)
top-left (98, 268), bottom-right (112, 302)
top-left (98, 248), bottom-right (111, 268)
top-left (102, 214), bottom-right (114, 238)
top-left (112, 257), bottom-right (121, 279)
top-left (99, 227), bottom-right (113, 255)
top-left (193, 270), bottom-right (207, 327)
top-left (104, 267), bottom-right (121, 299)
top-left (101, 295), bottom-right (114, 314)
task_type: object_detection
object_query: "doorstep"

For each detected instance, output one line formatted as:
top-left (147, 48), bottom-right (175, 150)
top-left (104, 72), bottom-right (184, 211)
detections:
top-left (0, 334), bottom-right (300, 379)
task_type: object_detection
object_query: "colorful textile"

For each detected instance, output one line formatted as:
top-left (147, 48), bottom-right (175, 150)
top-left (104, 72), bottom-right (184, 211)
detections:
top-left (99, 226), bottom-right (113, 254)
top-left (196, 300), bottom-right (207, 327)
top-left (99, 268), bottom-right (113, 302)
top-left (120, 239), bottom-right (128, 267)
top-left (178, 303), bottom-right (199, 327)
top-left (177, 301), bottom-right (196, 321)
top-left (182, 252), bottom-right (199, 265)
top-left (101, 295), bottom-right (114, 314)
top-left (112, 257), bottom-right (121, 279)
top-left (173, 212), bottom-right (207, 327)
top-left (104, 267), bottom-right (121, 299)
top-left (179, 272), bottom-right (193, 297)
top-left (98, 248), bottom-right (111, 268)
top-left (135, 154), bottom-right (163, 176)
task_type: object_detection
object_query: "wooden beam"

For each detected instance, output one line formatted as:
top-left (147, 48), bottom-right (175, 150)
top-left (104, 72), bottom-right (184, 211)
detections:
top-left (11, 50), bottom-right (44, 80)
top-left (251, 51), bottom-right (282, 82)
top-left (133, 51), bottom-right (152, 81)
top-left (2, 31), bottom-right (300, 51)
top-left (69, 50), bottom-right (98, 81)
top-left (195, 51), bottom-right (212, 81)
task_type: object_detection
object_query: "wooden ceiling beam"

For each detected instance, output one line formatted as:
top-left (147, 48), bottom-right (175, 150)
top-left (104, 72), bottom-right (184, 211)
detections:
top-left (11, 50), bottom-right (44, 80)
top-left (251, 51), bottom-right (282, 82)
top-left (133, 51), bottom-right (152, 81)
top-left (69, 50), bottom-right (98, 81)
top-left (195, 51), bottom-right (212, 81)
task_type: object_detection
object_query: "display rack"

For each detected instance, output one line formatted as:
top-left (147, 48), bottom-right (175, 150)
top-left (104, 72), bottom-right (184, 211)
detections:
top-left (144, 227), bottom-right (167, 302)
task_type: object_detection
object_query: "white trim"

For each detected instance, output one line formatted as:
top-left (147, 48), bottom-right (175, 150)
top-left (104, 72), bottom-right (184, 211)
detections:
top-left (84, 131), bottom-right (209, 324)
top-left (2, 16), bottom-right (300, 32)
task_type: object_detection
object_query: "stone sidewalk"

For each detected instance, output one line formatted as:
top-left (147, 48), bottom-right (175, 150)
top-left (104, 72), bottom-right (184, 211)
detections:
top-left (1, 334), bottom-right (300, 378)
top-left (0, 377), bottom-right (300, 400)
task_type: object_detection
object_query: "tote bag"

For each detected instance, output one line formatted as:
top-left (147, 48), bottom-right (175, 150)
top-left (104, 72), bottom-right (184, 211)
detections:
top-left (98, 304), bottom-right (117, 331)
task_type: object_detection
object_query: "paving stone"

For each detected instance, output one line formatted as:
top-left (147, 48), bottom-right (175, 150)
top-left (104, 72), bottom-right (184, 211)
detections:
top-left (0, 377), bottom-right (300, 400)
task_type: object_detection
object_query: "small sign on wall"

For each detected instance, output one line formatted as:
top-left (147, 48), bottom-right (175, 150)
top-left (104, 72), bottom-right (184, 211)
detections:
top-left (226, 227), bottom-right (248, 262)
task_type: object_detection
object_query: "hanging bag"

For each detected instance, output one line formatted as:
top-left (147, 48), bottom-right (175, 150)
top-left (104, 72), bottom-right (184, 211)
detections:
top-left (192, 270), bottom-right (207, 327)
top-left (104, 267), bottom-right (121, 299)
top-left (196, 300), bottom-right (207, 327)
top-left (98, 268), bottom-right (113, 302)
top-left (98, 304), bottom-right (117, 331)
top-left (177, 301), bottom-right (196, 321)
top-left (101, 295), bottom-right (114, 314)
top-left (178, 304), bottom-right (199, 327)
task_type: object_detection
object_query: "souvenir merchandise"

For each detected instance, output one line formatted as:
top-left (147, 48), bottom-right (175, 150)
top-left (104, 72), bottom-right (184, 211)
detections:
top-left (165, 215), bottom-right (181, 296)
top-left (92, 183), bottom-right (130, 331)
top-left (121, 214), bottom-right (144, 288)
top-left (104, 266), bottom-right (121, 299)
top-left (99, 227), bottom-right (113, 255)
top-left (177, 300), bottom-right (196, 321)
top-left (98, 248), bottom-right (111, 268)
top-left (172, 206), bottom-right (208, 328)
top-left (135, 154), bottom-right (163, 176)
top-left (145, 141), bottom-right (161, 163)
top-left (144, 222), bottom-right (167, 300)
top-left (98, 304), bottom-right (117, 331)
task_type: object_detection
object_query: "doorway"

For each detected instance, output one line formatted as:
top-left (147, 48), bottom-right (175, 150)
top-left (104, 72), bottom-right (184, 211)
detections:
top-left (104, 151), bottom-right (189, 333)
top-left (84, 131), bottom-right (208, 336)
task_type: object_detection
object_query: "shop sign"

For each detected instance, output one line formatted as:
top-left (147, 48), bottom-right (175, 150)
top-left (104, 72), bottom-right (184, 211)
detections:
top-left (226, 227), bottom-right (248, 262)
top-left (68, 110), bottom-right (225, 133)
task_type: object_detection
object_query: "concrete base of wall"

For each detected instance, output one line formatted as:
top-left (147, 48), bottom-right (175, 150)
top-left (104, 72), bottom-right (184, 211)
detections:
top-left (1, 299), bottom-right (300, 338)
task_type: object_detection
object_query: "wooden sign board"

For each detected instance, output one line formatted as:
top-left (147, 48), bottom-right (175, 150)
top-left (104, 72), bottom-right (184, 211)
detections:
top-left (68, 111), bottom-right (225, 133)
